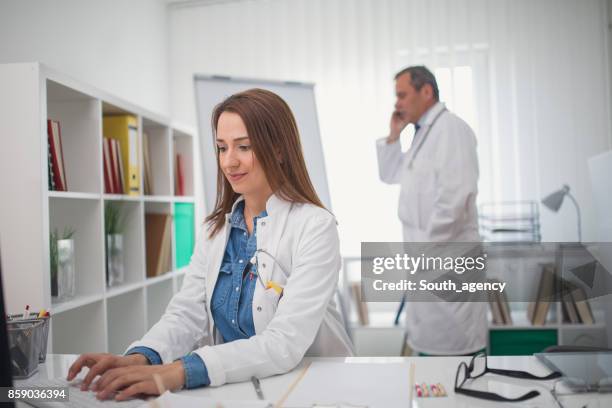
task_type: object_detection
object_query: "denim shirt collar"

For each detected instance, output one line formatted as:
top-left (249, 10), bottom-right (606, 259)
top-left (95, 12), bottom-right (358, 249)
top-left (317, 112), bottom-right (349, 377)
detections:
top-left (229, 200), bottom-right (268, 232)
top-left (227, 193), bottom-right (286, 222)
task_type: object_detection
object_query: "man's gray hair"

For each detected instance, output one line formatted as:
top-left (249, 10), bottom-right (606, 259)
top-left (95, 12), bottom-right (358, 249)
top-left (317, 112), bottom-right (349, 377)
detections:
top-left (395, 66), bottom-right (439, 101)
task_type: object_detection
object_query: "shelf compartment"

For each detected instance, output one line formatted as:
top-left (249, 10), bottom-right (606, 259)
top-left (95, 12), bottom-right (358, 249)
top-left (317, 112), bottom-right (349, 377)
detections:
top-left (49, 197), bottom-right (104, 299)
top-left (143, 119), bottom-right (171, 196)
top-left (102, 101), bottom-right (137, 117)
top-left (174, 202), bottom-right (195, 269)
top-left (146, 279), bottom-right (173, 330)
top-left (104, 200), bottom-right (145, 287)
top-left (173, 131), bottom-right (194, 197)
top-left (52, 300), bottom-right (106, 354)
top-left (46, 80), bottom-right (102, 194)
top-left (106, 288), bottom-right (146, 354)
top-left (145, 202), bottom-right (174, 278)
top-left (102, 112), bottom-right (141, 198)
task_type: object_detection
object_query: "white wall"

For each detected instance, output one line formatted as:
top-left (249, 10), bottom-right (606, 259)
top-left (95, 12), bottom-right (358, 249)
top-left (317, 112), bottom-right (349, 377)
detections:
top-left (0, 0), bottom-right (170, 116)
top-left (169, 0), bottom-right (612, 255)
top-left (609, 0), bottom-right (612, 145)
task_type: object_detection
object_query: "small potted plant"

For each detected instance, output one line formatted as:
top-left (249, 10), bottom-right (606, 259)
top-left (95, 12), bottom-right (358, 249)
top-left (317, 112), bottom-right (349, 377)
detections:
top-left (105, 202), bottom-right (126, 287)
top-left (50, 227), bottom-right (76, 301)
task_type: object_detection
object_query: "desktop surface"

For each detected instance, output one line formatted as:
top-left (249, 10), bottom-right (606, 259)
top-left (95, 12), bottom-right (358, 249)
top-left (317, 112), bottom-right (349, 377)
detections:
top-left (14, 354), bottom-right (612, 407)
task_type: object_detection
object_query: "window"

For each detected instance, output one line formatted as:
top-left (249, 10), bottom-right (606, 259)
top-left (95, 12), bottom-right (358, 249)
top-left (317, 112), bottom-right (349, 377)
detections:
top-left (434, 65), bottom-right (477, 134)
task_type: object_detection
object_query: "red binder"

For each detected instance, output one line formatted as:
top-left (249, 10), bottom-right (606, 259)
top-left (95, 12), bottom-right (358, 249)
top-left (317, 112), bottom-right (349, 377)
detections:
top-left (47, 120), bottom-right (67, 191)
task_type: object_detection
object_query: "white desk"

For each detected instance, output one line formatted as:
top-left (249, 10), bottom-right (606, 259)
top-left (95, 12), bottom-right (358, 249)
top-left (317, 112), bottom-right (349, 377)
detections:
top-left (15, 354), bottom-right (610, 407)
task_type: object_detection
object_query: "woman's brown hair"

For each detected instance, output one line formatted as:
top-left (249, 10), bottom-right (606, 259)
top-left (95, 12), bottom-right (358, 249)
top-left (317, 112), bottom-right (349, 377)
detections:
top-left (205, 88), bottom-right (324, 237)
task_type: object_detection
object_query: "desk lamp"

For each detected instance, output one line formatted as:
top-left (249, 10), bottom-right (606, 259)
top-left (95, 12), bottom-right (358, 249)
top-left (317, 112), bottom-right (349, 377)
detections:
top-left (541, 184), bottom-right (582, 242)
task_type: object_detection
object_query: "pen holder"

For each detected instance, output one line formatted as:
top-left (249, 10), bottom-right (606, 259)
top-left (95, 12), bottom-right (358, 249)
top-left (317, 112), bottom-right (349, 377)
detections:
top-left (7, 319), bottom-right (44, 378)
top-left (8, 314), bottom-right (51, 363)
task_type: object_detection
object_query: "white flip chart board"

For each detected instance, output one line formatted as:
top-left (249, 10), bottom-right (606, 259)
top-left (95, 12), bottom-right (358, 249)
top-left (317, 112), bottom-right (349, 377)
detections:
top-left (194, 75), bottom-right (331, 213)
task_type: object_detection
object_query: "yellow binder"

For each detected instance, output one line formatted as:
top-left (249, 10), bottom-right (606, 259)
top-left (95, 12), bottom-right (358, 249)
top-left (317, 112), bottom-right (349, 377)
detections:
top-left (103, 115), bottom-right (140, 195)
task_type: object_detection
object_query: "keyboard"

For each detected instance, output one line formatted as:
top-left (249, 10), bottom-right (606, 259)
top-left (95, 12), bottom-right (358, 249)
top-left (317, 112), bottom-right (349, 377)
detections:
top-left (17, 377), bottom-right (147, 408)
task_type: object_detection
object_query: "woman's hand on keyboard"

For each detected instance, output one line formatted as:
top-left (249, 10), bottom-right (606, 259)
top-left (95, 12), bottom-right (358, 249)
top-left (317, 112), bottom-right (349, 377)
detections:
top-left (92, 361), bottom-right (185, 401)
top-left (66, 353), bottom-right (148, 391)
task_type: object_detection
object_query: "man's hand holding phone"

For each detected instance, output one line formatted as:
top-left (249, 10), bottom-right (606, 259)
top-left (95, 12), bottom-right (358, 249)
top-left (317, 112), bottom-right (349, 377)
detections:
top-left (388, 110), bottom-right (410, 144)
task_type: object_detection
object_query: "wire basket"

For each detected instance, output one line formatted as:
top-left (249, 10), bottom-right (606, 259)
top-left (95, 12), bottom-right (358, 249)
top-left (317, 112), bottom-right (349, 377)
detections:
top-left (479, 201), bottom-right (541, 243)
top-left (7, 314), bottom-right (50, 370)
top-left (8, 319), bottom-right (42, 378)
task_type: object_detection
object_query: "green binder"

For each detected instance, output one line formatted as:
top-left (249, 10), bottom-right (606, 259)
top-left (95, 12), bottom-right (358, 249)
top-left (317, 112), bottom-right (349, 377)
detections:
top-left (174, 203), bottom-right (195, 268)
top-left (489, 329), bottom-right (558, 356)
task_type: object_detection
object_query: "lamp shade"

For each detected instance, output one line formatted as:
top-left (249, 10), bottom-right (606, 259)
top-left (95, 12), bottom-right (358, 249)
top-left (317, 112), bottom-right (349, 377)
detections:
top-left (541, 184), bottom-right (582, 241)
top-left (541, 185), bottom-right (570, 212)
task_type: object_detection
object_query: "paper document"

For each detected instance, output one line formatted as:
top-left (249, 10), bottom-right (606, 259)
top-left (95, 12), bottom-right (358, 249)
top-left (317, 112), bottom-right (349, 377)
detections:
top-left (140, 390), bottom-right (272, 408)
top-left (283, 362), bottom-right (411, 408)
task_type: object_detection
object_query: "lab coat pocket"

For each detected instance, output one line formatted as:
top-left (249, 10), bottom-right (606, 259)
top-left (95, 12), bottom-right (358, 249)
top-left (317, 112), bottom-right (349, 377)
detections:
top-left (398, 173), bottom-right (420, 228)
top-left (414, 170), bottom-right (435, 231)
top-left (262, 286), bottom-right (283, 318)
top-left (417, 190), bottom-right (435, 230)
top-left (264, 286), bottom-right (282, 305)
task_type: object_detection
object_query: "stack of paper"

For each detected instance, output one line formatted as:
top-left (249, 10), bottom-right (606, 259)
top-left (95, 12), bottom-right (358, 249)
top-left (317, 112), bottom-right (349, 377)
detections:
top-left (140, 391), bottom-right (271, 408)
top-left (283, 362), bottom-right (411, 408)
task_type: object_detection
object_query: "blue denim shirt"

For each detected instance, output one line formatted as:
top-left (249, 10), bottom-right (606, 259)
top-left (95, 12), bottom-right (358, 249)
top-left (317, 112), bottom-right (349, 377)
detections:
top-left (126, 200), bottom-right (266, 389)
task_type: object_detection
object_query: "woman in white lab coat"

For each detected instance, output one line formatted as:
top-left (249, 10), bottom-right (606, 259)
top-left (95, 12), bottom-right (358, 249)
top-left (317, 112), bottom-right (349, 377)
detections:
top-left (67, 89), bottom-right (353, 400)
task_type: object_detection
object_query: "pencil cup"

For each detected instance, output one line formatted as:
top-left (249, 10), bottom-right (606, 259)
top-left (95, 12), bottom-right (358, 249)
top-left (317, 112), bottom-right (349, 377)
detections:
top-left (8, 314), bottom-right (51, 363)
top-left (7, 319), bottom-right (44, 378)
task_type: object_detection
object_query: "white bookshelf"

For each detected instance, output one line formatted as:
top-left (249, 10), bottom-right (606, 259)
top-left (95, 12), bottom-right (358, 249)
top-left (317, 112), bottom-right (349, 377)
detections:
top-left (485, 243), bottom-right (608, 353)
top-left (0, 62), bottom-right (199, 354)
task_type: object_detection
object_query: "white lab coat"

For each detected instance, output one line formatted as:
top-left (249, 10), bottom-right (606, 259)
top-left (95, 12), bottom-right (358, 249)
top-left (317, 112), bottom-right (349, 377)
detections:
top-left (128, 194), bottom-right (354, 386)
top-left (376, 102), bottom-right (486, 354)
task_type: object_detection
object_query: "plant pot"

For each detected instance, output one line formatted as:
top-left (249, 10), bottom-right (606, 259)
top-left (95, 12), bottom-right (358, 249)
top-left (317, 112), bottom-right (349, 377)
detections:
top-left (106, 234), bottom-right (125, 287)
top-left (54, 239), bottom-right (76, 301)
top-left (50, 270), bottom-right (58, 298)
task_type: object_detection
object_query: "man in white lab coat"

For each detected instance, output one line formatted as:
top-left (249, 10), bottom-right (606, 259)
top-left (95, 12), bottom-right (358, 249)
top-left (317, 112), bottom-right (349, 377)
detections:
top-left (376, 66), bottom-right (486, 355)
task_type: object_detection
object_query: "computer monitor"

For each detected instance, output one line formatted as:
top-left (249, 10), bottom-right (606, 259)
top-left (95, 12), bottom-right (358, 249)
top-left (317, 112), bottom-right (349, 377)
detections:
top-left (588, 150), bottom-right (612, 350)
top-left (0, 248), bottom-right (15, 407)
top-left (588, 150), bottom-right (612, 243)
